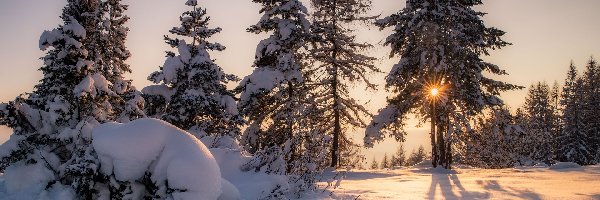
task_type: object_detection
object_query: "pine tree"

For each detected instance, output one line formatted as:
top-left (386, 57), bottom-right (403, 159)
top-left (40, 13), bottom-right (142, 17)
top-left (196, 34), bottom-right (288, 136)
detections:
top-left (309, 0), bottom-right (380, 168)
top-left (380, 153), bottom-right (390, 169)
top-left (0, 0), bottom-right (140, 198)
top-left (97, 0), bottom-right (145, 122)
top-left (365, 0), bottom-right (522, 169)
top-left (393, 144), bottom-right (407, 167)
top-left (464, 107), bottom-right (525, 168)
top-left (336, 140), bottom-right (367, 169)
top-left (522, 82), bottom-right (558, 164)
top-left (511, 108), bottom-right (530, 164)
top-left (556, 63), bottom-right (592, 165)
top-left (580, 58), bottom-right (600, 162)
top-left (238, 0), bottom-right (311, 153)
top-left (146, 0), bottom-right (243, 147)
top-left (370, 157), bottom-right (379, 169)
top-left (390, 154), bottom-right (397, 168)
top-left (406, 149), bottom-right (416, 166)
top-left (416, 145), bottom-right (427, 162)
top-left (236, 0), bottom-right (328, 195)
top-left (550, 81), bottom-right (562, 138)
top-left (407, 146), bottom-right (427, 166)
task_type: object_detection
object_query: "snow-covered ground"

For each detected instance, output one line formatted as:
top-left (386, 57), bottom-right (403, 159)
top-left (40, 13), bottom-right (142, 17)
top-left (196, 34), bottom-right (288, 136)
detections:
top-left (1, 119), bottom-right (599, 199)
top-left (321, 164), bottom-right (600, 200)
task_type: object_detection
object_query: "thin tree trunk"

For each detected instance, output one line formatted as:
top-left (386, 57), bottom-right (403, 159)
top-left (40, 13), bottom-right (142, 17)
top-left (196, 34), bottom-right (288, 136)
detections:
top-left (431, 101), bottom-right (437, 168)
top-left (437, 113), bottom-right (446, 168)
top-left (444, 114), bottom-right (452, 169)
top-left (331, 70), bottom-right (340, 168)
top-left (330, 0), bottom-right (340, 168)
top-left (287, 81), bottom-right (297, 173)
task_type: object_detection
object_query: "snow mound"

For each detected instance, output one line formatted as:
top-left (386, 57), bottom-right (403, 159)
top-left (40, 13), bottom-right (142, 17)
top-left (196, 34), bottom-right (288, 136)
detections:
top-left (4, 161), bottom-right (55, 194)
top-left (92, 118), bottom-right (222, 200)
top-left (210, 148), bottom-right (289, 200)
top-left (549, 162), bottom-right (581, 170)
top-left (0, 161), bottom-right (75, 200)
top-left (218, 178), bottom-right (240, 200)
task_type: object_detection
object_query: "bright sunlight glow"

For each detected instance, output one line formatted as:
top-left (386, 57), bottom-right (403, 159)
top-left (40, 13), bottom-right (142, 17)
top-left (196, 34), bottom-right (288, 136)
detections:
top-left (430, 88), bottom-right (439, 97)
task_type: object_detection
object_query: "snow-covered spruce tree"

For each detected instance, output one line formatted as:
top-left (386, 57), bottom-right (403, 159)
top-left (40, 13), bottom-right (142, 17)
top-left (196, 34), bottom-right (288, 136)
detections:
top-left (0, 0), bottom-right (143, 198)
top-left (87, 1), bottom-right (147, 198)
top-left (97, 0), bottom-right (145, 122)
top-left (464, 107), bottom-right (525, 168)
top-left (364, 0), bottom-right (522, 169)
top-left (238, 0), bottom-right (310, 154)
top-left (556, 63), bottom-right (593, 165)
top-left (310, 0), bottom-right (379, 168)
top-left (380, 153), bottom-right (390, 169)
top-left (407, 145), bottom-right (427, 166)
top-left (522, 82), bottom-right (559, 164)
top-left (510, 108), bottom-right (531, 164)
top-left (237, 0), bottom-right (330, 196)
top-left (370, 157), bottom-right (379, 169)
top-left (580, 58), bottom-right (600, 163)
top-left (390, 154), bottom-right (398, 168)
top-left (393, 144), bottom-right (407, 167)
top-left (550, 81), bottom-right (562, 139)
top-left (146, 0), bottom-right (243, 147)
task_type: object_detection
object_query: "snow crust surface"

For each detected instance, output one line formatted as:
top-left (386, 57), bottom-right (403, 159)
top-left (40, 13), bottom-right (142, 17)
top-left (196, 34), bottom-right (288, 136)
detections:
top-left (320, 164), bottom-right (600, 200)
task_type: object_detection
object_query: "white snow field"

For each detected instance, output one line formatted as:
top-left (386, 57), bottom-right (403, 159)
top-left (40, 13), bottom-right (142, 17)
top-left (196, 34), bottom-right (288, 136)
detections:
top-left (320, 163), bottom-right (600, 200)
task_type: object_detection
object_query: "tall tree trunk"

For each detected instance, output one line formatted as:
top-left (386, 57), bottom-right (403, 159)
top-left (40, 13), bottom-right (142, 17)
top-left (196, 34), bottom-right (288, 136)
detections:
top-left (444, 114), bottom-right (452, 169)
top-left (330, 0), bottom-right (340, 168)
top-left (331, 71), bottom-right (340, 167)
top-left (437, 114), bottom-right (446, 168)
top-left (431, 101), bottom-right (437, 168)
top-left (287, 81), bottom-right (297, 173)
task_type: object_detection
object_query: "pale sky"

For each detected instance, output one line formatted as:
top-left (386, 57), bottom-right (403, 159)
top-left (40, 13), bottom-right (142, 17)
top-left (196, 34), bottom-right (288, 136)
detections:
top-left (0, 0), bottom-right (599, 166)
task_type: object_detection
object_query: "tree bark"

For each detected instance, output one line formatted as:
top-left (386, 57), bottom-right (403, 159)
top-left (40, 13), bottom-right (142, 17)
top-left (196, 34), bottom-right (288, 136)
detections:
top-left (431, 101), bottom-right (437, 168)
top-left (437, 113), bottom-right (446, 168)
top-left (330, 0), bottom-right (341, 168)
top-left (331, 71), bottom-right (340, 168)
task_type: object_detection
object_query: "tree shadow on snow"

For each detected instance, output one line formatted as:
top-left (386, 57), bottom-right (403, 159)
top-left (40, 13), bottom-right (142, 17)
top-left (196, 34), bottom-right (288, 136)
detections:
top-left (548, 167), bottom-right (585, 172)
top-left (428, 173), bottom-right (490, 199)
top-left (476, 180), bottom-right (542, 200)
top-left (342, 171), bottom-right (398, 181)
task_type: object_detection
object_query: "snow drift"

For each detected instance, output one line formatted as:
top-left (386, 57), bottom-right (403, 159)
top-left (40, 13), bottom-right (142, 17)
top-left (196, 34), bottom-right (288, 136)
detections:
top-left (93, 118), bottom-right (223, 200)
top-left (210, 148), bottom-right (289, 200)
